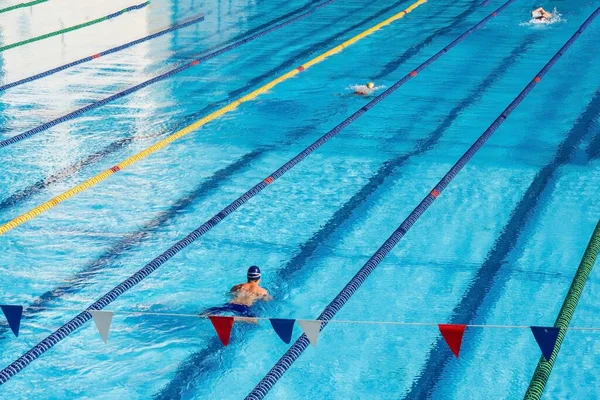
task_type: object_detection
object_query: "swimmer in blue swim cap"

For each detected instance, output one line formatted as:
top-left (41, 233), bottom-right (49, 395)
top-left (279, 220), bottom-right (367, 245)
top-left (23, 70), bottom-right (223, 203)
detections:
top-left (353, 82), bottom-right (376, 96)
top-left (203, 266), bottom-right (271, 318)
top-left (230, 266), bottom-right (271, 303)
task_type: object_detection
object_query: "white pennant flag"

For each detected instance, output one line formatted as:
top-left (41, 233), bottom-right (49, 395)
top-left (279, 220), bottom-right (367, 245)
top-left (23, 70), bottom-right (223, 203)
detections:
top-left (298, 320), bottom-right (322, 347)
top-left (89, 310), bottom-right (114, 343)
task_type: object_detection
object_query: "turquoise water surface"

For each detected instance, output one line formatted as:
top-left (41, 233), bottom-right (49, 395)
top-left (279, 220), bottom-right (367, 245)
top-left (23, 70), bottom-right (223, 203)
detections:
top-left (0, 0), bottom-right (599, 398)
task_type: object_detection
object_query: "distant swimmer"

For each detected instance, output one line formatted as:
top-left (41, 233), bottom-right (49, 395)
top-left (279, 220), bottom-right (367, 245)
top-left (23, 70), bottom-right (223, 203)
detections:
top-left (353, 82), bottom-right (376, 96)
top-left (531, 7), bottom-right (552, 21)
top-left (204, 266), bottom-right (271, 318)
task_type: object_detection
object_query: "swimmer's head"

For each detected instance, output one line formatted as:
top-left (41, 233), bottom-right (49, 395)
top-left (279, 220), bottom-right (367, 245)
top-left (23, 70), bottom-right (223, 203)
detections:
top-left (247, 265), bottom-right (261, 282)
top-left (367, 82), bottom-right (375, 89)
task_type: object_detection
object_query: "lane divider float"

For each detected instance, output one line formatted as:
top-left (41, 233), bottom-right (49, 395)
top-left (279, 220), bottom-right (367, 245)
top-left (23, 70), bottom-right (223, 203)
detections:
top-left (0, 0), bottom-right (427, 236)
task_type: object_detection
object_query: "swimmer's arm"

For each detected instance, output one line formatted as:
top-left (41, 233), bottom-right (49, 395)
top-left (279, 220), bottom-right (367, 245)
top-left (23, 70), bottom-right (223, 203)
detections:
top-left (262, 289), bottom-right (273, 301)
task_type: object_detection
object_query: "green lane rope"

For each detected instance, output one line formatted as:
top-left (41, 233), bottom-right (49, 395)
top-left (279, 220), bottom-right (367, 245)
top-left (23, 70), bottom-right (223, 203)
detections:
top-left (0, 1), bottom-right (150, 53)
top-left (524, 220), bottom-right (600, 400)
top-left (0, 0), bottom-right (48, 15)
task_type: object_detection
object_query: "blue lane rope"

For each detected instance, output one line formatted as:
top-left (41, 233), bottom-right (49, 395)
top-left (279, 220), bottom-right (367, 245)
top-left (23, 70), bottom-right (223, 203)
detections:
top-left (0, 0), bottom-right (514, 384)
top-left (107, 1), bottom-right (148, 18)
top-left (0, 0), bottom-right (337, 149)
top-left (0, 14), bottom-right (205, 93)
top-left (244, 7), bottom-right (600, 399)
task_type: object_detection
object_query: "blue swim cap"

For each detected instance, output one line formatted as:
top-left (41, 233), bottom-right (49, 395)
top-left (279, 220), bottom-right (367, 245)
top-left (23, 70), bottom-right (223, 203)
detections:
top-left (247, 265), bottom-right (261, 281)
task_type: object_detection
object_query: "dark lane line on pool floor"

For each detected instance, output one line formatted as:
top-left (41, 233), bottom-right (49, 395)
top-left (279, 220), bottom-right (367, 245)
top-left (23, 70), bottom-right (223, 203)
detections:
top-left (169, 0), bottom-right (325, 63)
top-left (0, 124), bottom-right (317, 341)
top-left (0, 0), bottom-right (405, 213)
top-left (225, 0), bottom-right (416, 99)
top-left (153, 34), bottom-right (539, 399)
top-left (403, 87), bottom-right (600, 400)
top-left (586, 122), bottom-right (600, 161)
top-left (373, 0), bottom-right (482, 80)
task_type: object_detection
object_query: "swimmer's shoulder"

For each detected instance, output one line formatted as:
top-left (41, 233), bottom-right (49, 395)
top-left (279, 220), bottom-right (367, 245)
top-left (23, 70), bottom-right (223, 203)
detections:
top-left (230, 283), bottom-right (244, 292)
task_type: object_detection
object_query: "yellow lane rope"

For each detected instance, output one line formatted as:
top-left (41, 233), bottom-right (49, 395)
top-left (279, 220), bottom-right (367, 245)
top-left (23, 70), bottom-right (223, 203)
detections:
top-left (0, 0), bottom-right (427, 236)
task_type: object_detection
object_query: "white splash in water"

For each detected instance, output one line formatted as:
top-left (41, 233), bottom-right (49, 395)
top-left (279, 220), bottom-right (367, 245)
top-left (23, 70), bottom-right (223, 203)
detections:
top-left (520, 8), bottom-right (565, 27)
top-left (348, 84), bottom-right (386, 95)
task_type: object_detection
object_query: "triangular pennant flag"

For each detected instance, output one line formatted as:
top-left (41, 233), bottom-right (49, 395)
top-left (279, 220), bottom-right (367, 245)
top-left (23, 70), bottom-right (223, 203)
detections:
top-left (0, 305), bottom-right (23, 337)
top-left (270, 319), bottom-right (295, 344)
top-left (209, 316), bottom-right (234, 346)
top-left (89, 310), bottom-right (114, 343)
top-left (530, 326), bottom-right (560, 361)
top-left (438, 324), bottom-right (466, 358)
top-left (298, 320), bottom-right (322, 347)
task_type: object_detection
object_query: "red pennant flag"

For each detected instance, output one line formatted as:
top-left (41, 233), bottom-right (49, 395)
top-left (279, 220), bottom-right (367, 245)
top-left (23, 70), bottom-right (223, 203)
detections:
top-left (438, 324), bottom-right (466, 358)
top-left (209, 316), bottom-right (234, 346)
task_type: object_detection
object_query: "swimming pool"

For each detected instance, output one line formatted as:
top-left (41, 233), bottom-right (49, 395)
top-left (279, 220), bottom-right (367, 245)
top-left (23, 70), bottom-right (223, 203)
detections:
top-left (0, 0), bottom-right (599, 398)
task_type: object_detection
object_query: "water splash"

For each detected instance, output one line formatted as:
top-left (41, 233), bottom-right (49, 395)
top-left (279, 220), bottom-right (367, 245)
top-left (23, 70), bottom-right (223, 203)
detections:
top-left (347, 84), bottom-right (386, 95)
top-left (520, 7), bottom-right (564, 27)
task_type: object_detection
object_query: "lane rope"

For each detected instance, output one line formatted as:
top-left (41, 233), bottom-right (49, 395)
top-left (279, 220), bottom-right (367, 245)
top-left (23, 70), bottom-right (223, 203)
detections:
top-left (524, 221), bottom-right (600, 400)
top-left (0, 14), bottom-right (205, 93)
top-left (244, 6), bottom-right (600, 400)
top-left (0, 0), bottom-right (338, 149)
top-left (0, 0), bottom-right (427, 236)
top-left (0, 2), bottom-right (150, 53)
top-left (0, 0), bottom-right (436, 384)
top-left (0, 0), bottom-right (48, 15)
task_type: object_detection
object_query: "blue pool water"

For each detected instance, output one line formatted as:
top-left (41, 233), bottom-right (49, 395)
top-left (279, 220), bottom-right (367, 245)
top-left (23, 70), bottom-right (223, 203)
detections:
top-left (0, 0), bottom-right (599, 398)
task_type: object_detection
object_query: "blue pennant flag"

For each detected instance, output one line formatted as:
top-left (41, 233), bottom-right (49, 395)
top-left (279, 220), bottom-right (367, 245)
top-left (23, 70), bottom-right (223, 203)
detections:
top-left (530, 326), bottom-right (560, 361)
top-left (269, 318), bottom-right (295, 344)
top-left (1, 305), bottom-right (23, 337)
